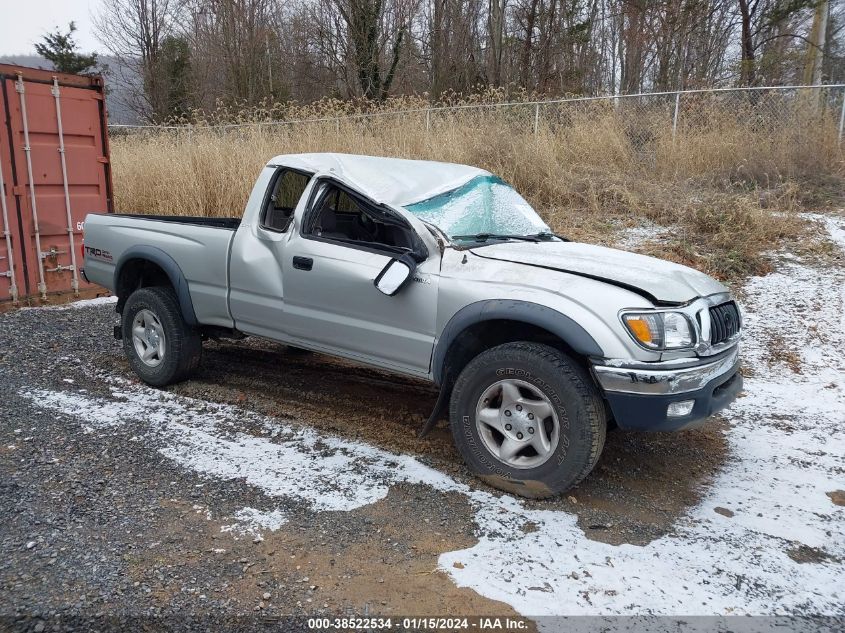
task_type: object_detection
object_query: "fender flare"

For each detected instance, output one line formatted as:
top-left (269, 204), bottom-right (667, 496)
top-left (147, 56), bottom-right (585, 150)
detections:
top-left (114, 245), bottom-right (198, 326)
top-left (431, 299), bottom-right (604, 386)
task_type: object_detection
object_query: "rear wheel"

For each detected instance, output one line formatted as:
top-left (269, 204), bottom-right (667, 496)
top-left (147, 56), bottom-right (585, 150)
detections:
top-left (449, 342), bottom-right (606, 498)
top-left (122, 286), bottom-right (202, 386)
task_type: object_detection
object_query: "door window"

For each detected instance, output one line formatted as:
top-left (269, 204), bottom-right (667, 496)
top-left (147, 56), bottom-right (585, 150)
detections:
top-left (303, 182), bottom-right (418, 255)
top-left (261, 169), bottom-right (312, 232)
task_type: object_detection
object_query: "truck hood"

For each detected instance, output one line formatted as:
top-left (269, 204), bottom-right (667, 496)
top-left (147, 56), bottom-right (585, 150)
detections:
top-left (470, 241), bottom-right (727, 304)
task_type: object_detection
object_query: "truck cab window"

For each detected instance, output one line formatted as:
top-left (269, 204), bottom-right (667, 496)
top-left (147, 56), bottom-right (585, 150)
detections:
top-left (262, 169), bottom-right (311, 232)
top-left (306, 183), bottom-right (415, 252)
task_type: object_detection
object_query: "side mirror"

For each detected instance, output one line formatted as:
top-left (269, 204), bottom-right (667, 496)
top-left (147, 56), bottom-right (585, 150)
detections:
top-left (374, 255), bottom-right (416, 296)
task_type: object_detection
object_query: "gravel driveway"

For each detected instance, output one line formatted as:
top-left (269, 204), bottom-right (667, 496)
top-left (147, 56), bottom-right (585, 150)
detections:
top-left (1, 216), bottom-right (843, 632)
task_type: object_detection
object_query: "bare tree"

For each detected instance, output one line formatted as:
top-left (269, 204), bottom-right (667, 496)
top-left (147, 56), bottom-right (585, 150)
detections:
top-left (802, 0), bottom-right (829, 84)
top-left (319, 0), bottom-right (409, 99)
top-left (427, 0), bottom-right (484, 97)
top-left (95, 0), bottom-right (177, 121)
top-left (95, 0), bottom-right (845, 115)
top-left (184, 0), bottom-right (282, 106)
top-left (487, 0), bottom-right (507, 85)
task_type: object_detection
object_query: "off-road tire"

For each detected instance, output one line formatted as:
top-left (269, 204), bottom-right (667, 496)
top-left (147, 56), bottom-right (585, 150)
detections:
top-left (449, 342), bottom-right (606, 498)
top-left (122, 286), bottom-right (202, 387)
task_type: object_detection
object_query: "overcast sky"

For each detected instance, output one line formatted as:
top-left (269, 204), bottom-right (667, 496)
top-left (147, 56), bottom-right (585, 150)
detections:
top-left (1, 0), bottom-right (103, 56)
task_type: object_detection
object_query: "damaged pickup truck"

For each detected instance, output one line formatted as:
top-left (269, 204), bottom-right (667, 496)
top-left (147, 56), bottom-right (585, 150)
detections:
top-left (82, 153), bottom-right (742, 497)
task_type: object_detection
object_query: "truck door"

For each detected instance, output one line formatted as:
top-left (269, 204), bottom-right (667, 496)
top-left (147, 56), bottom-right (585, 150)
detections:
top-left (228, 166), bottom-right (313, 338)
top-left (281, 179), bottom-right (439, 377)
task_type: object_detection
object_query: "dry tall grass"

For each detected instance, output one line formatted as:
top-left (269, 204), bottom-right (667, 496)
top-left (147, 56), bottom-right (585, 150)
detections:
top-left (111, 92), bottom-right (844, 282)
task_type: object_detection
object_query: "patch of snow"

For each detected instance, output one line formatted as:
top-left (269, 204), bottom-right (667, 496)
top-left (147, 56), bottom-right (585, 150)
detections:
top-left (22, 388), bottom-right (138, 429)
top-left (18, 215), bottom-right (845, 617)
top-left (18, 296), bottom-right (117, 311)
top-left (822, 216), bottom-right (845, 246)
top-left (613, 221), bottom-right (672, 251)
top-left (21, 376), bottom-right (465, 512)
top-left (58, 296), bottom-right (117, 309)
top-left (221, 507), bottom-right (288, 538)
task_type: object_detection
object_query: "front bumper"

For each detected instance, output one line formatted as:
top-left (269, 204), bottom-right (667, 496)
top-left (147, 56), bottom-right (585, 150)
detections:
top-left (592, 346), bottom-right (742, 431)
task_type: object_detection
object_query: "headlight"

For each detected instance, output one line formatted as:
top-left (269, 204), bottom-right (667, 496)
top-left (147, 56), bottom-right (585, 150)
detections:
top-left (622, 311), bottom-right (695, 350)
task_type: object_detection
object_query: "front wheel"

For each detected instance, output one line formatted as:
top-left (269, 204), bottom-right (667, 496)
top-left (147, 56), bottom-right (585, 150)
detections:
top-left (122, 286), bottom-right (202, 387)
top-left (449, 342), bottom-right (606, 498)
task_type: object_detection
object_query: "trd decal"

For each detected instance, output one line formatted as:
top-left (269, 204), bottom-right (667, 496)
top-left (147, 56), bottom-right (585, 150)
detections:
top-left (84, 246), bottom-right (113, 262)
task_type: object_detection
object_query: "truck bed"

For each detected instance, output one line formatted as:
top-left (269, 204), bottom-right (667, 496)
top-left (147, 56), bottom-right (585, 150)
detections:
top-left (82, 212), bottom-right (238, 329)
top-left (111, 214), bottom-right (241, 230)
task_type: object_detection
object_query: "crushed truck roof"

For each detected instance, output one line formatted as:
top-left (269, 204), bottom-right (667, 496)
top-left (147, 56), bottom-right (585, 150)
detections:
top-left (268, 153), bottom-right (489, 208)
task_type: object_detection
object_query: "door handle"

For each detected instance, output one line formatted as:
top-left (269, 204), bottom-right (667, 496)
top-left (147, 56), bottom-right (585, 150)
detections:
top-left (292, 256), bottom-right (313, 271)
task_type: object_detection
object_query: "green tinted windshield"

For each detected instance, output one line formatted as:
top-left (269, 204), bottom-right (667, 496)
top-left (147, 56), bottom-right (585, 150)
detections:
top-left (404, 175), bottom-right (550, 241)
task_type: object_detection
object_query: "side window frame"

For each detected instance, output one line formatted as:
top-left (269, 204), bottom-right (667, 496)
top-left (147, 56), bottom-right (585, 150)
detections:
top-left (300, 177), bottom-right (428, 261)
top-left (259, 167), bottom-right (314, 234)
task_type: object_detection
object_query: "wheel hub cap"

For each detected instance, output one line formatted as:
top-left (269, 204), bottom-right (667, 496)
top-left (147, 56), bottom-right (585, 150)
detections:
top-left (475, 378), bottom-right (560, 469)
top-left (132, 309), bottom-right (166, 368)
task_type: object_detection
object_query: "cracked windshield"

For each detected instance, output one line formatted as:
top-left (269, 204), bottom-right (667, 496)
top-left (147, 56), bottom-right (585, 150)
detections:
top-left (405, 175), bottom-right (550, 241)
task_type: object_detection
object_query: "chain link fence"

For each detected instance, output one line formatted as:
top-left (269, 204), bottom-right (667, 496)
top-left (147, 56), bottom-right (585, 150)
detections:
top-left (110, 84), bottom-right (845, 143)
top-left (106, 83), bottom-right (845, 223)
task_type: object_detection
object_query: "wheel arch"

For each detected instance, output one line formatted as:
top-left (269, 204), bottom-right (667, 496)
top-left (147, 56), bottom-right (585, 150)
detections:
top-left (114, 246), bottom-right (198, 326)
top-left (431, 300), bottom-right (604, 387)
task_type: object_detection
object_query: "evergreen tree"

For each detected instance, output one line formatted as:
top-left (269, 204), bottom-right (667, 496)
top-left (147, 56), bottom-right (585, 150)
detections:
top-left (35, 22), bottom-right (99, 75)
top-left (157, 36), bottom-right (193, 119)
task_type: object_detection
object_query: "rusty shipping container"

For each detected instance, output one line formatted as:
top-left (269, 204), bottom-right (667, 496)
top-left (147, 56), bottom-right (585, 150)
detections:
top-left (0, 63), bottom-right (113, 306)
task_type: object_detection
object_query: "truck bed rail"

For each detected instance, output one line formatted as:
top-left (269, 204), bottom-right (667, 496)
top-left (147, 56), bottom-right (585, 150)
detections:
top-left (110, 214), bottom-right (241, 230)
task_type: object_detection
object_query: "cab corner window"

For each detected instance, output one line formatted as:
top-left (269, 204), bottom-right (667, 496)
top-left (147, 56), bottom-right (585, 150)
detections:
top-left (261, 169), bottom-right (311, 232)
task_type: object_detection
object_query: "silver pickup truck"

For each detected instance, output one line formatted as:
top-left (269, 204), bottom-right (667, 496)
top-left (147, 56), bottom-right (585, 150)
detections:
top-left (82, 153), bottom-right (742, 497)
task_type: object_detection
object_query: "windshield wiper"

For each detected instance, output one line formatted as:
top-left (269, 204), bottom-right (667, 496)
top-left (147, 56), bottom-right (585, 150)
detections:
top-left (451, 232), bottom-right (546, 243)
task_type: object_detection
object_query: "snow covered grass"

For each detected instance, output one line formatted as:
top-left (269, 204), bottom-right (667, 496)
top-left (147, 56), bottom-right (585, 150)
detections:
top-left (612, 220), bottom-right (672, 252)
top-left (18, 214), bottom-right (845, 617)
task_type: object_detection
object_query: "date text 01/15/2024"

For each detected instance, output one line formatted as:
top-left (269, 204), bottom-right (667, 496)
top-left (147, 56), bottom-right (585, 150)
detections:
top-left (306, 616), bottom-right (530, 630)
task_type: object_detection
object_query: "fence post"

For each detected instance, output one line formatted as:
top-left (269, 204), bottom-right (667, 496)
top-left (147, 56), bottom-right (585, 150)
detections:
top-left (672, 91), bottom-right (681, 141)
top-left (533, 103), bottom-right (540, 135)
top-left (839, 87), bottom-right (845, 142)
top-left (426, 109), bottom-right (431, 132)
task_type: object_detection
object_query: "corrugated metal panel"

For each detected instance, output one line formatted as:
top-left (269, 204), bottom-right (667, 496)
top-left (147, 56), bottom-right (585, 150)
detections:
top-left (0, 64), bottom-right (113, 306)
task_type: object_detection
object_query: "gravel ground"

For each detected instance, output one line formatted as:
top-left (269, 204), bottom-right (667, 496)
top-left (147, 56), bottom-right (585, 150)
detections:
top-left (1, 215), bottom-right (842, 631)
top-left (0, 299), bottom-right (726, 631)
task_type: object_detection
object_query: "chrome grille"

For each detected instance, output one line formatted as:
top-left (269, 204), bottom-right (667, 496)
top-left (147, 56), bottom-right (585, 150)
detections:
top-left (709, 301), bottom-right (740, 345)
